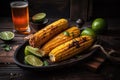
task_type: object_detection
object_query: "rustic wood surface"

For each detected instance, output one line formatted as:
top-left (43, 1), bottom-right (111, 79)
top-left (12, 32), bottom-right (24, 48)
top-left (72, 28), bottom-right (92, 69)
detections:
top-left (0, 18), bottom-right (120, 80)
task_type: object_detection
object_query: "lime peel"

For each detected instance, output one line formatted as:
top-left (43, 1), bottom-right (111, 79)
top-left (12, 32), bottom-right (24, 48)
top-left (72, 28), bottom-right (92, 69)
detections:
top-left (92, 18), bottom-right (107, 34)
top-left (0, 31), bottom-right (14, 41)
top-left (32, 13), bottom-right (46, 23)
top-left (25, 55), bottom-right (43, 67)
top-left (81, 28), bottom-right (96, 38)
top-left (24, 46), bottom-right (42, 57)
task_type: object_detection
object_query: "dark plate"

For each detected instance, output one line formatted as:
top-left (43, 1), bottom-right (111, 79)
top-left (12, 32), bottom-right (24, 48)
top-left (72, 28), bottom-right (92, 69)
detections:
top-left (14, 41), bottom-right (98, 71)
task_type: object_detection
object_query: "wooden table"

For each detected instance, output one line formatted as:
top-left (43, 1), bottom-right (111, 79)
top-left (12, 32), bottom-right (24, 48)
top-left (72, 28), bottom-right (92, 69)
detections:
top-left (0, 17), bottom-right (120, 80)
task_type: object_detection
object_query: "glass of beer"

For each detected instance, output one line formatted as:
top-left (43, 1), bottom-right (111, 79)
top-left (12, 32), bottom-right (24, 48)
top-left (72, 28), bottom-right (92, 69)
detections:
top-left (10, 1), bottom-right (30, 34)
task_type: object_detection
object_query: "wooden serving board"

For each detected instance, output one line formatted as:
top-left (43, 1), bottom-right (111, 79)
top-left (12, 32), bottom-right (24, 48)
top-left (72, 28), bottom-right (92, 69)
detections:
top-left (84, 50), bottom-right (106, 71)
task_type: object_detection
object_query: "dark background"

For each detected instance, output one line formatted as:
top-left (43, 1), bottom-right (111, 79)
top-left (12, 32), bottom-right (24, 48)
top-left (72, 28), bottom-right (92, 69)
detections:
top-left (0, 0), bottom-right (120, 18)
top-left (93, 0), bottom-right (120, 18)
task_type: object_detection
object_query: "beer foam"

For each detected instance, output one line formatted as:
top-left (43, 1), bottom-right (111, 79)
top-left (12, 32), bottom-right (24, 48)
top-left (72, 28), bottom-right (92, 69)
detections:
top-left (10, 1), bottom-right (28, 8)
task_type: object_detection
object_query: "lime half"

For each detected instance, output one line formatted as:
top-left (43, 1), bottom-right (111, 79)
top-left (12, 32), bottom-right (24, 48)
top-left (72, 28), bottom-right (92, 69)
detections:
top-left (81, 28), bottom-right (96, 38)
top-left (25, 55), bottom-right (43, 67)
top-left (0, 31), bottom-right (14, 41)
top-left (32, 13), bottom-right (46, 23)
top-left (24, 46), bottom-right (42, 57)
top-left (24, 46), bottom-right (31, 56)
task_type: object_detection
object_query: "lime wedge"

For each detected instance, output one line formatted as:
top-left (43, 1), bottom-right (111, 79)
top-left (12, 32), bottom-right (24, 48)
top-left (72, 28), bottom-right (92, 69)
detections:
top-left (25, 55), bottom-right (43, 67)
top-left (32, 13), bottom-right (46, 23)
top-left (24, 46), bottom-right (31, 56)
top-left (0, 31), bottom-right (14, 41)
top-left (24, 46), bottom-right (42, 57)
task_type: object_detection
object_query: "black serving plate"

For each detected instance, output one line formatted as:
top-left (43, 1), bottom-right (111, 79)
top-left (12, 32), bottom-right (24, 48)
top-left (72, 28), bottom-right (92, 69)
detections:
top-left (14, 40), bottom-right (98, 71)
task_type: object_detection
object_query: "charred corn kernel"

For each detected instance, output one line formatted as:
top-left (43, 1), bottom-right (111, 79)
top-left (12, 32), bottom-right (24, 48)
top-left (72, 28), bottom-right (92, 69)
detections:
top-left (49, 36), bottom-right (94, 62)
top-left (41, 26), bottom-right (80, 56)
top-left (29, 18), bottom-right (68, 48)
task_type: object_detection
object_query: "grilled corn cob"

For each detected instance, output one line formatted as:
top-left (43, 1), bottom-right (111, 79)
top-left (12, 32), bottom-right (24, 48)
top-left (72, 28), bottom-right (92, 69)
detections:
top-left (41, 26), bottom-right (80, 56)
top-left (29, 18), bottom-right (68, 48)
top-left (49, 36), bottom-right (94, 62)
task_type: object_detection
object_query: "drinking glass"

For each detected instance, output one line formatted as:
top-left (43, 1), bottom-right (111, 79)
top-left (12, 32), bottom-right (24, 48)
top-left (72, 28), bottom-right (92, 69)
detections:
top-left (10, 1), bottom-right (30, 34)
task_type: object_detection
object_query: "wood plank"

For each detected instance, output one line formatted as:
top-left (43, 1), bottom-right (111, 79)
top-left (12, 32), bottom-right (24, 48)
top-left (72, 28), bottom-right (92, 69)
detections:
top-left (28, 0), bottom-right (70, 18)
top-left (94, 57), bottom-right (105, 62)
top-left (0, 57), bottom-right (13, 63)
top-left (85, 57), bottom-right (105, 71)
top-left (0, 45), bottom-right (19, 57)
top-left (70, 0), bottom-right (92, 21)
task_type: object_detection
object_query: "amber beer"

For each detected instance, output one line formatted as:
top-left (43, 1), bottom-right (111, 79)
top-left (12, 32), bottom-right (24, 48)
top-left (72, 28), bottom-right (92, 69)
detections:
top-left (10, 1), bottom-right (29, 32)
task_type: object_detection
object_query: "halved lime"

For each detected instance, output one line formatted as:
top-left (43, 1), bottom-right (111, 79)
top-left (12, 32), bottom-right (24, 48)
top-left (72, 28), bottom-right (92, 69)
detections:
top-left (24, 46), bottom-right (42, 57)
top-left (25, 55), bottom-right (43, 67)
top-left (32, 13), bottom-right (46, 23)
top-left (24, 46), bottom-right (31, 56)
top-left (81, 28), bottom-right (96, 38)
top-left (0, 31), bottom-right (14, 41)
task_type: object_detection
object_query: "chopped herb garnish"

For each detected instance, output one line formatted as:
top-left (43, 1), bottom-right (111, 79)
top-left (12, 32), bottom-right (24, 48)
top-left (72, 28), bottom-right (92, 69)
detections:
top-left (4, 45), bottom-right (12, 51)
top-left (63, 31), bottom-right (70, 36)
top-left (75, 55), bottom-right (83, 58)
top-left (0, 44), bottom-right (12, 52)
top-left (43, 60), bottom-right (49, 66)
top-left (0, 44), bottom-right (6, 47)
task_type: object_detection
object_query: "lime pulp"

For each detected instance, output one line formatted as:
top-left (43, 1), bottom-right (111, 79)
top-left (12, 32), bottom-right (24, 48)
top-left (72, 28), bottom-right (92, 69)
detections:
top-left (0, 31), bottom-right (14, 41)
top-left (32, 13), bottom-right (46, 23)
top-left (24, 45), bottom-right (42, 57)
top-left (24, 46), bottom-right (31, 56)
top-left (25, 55), bottom-right (43, 67)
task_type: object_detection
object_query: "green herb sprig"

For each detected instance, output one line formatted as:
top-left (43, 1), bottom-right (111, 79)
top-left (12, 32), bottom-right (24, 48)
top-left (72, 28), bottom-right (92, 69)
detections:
top-left (0, 44), bottom-right (12, 51)
top-left (63, 31), bottom-right (70, 36)
top-left (43, 60), bottom-right (49, 66)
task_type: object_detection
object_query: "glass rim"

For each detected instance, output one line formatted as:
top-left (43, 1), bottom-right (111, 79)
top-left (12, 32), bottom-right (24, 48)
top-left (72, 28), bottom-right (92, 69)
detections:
top-left (10, 1), bottom-right (28, 8)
